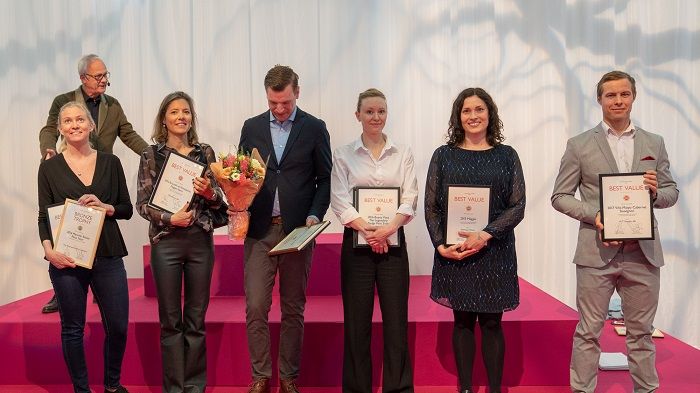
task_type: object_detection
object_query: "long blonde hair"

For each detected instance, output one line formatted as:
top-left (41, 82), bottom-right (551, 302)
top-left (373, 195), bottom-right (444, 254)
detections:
top-left (57, 101), bottom-right (95, 152)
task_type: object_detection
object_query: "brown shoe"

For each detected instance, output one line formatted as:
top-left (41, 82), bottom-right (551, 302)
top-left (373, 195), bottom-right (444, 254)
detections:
top-left (248, 378), bottom-right (270, 393)
top-left (279, 379), bottom-right (300, 393)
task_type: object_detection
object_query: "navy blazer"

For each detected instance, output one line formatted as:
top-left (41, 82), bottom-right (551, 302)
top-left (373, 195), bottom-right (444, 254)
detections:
top-left (239, 108), bottom-right (332, 238)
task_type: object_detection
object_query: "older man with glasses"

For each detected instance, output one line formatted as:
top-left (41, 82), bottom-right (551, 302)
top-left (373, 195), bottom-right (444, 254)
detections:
top-left (38, 54), bottom-right (148, 313)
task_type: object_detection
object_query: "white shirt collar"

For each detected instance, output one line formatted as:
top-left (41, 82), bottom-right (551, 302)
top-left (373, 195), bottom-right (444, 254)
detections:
top-left (601, 120), bottom-right (635, 137)
top-left (352, 134), bottom-right (397, 153)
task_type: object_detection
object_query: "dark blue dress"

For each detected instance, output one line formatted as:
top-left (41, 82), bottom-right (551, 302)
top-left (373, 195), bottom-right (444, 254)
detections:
top-left (425, 144), bottom-right (526, 312)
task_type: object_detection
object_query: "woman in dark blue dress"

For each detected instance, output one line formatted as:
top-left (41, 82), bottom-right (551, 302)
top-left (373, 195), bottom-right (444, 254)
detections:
top-left (424, 88), bottom-right (526, 393)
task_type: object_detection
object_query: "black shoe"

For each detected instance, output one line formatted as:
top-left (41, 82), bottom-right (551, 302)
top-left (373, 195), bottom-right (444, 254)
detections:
top-left (104, 386), bottom-right (128, 393)
top-left (41, 294), bottom-right (58, 313)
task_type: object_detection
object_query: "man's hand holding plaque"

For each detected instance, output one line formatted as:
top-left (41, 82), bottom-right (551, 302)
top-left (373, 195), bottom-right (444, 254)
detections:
top-left (598, 172), bottom-right (654, 242)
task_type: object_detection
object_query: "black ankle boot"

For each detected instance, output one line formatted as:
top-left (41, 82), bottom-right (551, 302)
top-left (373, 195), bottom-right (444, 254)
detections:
top-left (104, 386), bottom-right (128, 393)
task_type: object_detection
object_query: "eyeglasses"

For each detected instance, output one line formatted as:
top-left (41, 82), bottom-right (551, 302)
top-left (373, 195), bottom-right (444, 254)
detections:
top-left (83, 71), bottom-right (111, 82)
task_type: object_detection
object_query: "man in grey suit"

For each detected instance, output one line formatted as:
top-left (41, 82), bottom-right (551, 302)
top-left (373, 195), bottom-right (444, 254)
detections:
top-left (38, 54), bottom-right (148, 313)
top-left (552, 70), bottom-right (678, 393)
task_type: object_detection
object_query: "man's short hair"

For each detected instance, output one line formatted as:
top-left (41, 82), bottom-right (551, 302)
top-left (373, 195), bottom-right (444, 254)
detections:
top-left (78, 54), bottom-right (102, 76)
top-left (264, 65), bottom-right (299, 92)
top-left (597, 70), bottom-right (636, 99)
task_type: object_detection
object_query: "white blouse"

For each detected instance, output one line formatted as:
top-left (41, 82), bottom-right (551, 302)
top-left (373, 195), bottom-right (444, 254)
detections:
top-left (330, 135), bottom-right (419, 226)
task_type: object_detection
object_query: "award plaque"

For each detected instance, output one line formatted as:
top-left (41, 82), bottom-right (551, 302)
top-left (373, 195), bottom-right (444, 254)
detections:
top-left (445, 185), bottom-right (491, 245)
top-left (46, 202), bottom-right (65, 244)
top-left (53, 199), bottom-right (107, 269)
top-left (148, 150), bottom-right (206, 214)
top-left (599, 173), bottom-right (654, 241)
top-left (353, 187), bottom-right (401, 248)
top-left (268, 221), bottom-right (331, 256)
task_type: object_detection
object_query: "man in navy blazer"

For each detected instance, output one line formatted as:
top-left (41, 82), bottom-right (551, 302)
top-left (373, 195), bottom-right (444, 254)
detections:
top-left (238, 65), bottom-right (332, 393)
top-left (552, 71), bottom-right (678, 393)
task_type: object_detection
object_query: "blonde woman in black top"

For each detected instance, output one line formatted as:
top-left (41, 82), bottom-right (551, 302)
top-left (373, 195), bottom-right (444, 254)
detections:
top-left (37, 101), bottom-right (132, 393)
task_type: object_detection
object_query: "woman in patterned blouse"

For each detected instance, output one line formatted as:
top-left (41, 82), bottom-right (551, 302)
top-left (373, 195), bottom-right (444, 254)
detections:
top-left (135, 91), bottom-right (225, 393)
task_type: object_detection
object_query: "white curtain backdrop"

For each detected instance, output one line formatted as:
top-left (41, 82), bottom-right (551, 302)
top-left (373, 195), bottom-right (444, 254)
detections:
top-left (1, 0), bottom-right (698, 348)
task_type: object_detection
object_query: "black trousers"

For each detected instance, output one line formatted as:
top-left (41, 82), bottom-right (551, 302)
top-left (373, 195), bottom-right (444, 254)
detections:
top-left (341, 228), bottom-right (414, 393)
top-left (151, 225), bottom-right (214, 393)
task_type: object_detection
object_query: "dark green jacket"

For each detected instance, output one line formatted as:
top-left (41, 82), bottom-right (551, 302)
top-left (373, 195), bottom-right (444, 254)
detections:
top-left (39, 86), bottom-right (148, 157)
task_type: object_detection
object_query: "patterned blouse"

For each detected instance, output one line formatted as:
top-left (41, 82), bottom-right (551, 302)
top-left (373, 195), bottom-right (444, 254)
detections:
top-left (136, 142), bottom-right (225, 244)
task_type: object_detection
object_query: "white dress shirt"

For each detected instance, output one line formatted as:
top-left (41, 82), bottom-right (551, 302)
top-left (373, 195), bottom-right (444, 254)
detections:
top-left (603, 120), bottom-right (635, 173)
top-left (331, 134), bottom-right (419, 226)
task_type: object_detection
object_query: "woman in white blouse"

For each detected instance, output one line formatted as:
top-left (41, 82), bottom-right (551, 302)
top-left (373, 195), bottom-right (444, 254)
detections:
top-left (330, 88), bottom-right (418, 393)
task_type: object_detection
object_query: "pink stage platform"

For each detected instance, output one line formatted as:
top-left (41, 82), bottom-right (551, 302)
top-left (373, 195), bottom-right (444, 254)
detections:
top-left (1, 234), bottom-right (698, 392)
top-left (142, 234), bottom-right (345, 297)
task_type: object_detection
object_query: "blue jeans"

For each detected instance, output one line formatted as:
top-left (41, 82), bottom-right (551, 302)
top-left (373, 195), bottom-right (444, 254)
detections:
top-left (49, 256), bottom-right (129, 393)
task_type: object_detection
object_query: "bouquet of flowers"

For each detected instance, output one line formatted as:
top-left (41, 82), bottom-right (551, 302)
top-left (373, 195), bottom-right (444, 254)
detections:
top-left (209, 147), bottom-right (266, 240)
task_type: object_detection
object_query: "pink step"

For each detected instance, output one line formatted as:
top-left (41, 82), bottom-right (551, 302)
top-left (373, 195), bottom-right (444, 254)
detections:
top-left (2, 278), bottom-right (699, 391)
top-left (4, 232), bottom-right (698, 391)
top-left (2, 276), bottom-right (575, 387)
top-left (142, 234), bottom-right (343, 297)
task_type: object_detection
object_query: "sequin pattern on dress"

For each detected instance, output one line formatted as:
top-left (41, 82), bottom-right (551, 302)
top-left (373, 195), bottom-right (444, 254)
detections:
top-left (424, 144), bottom-right (526, 312)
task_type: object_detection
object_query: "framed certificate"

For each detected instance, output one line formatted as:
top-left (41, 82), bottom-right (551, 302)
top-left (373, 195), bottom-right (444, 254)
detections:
top-left (53, 199), bottom-right (107, 269)
top-left (599, 173), bottom-right (654, 241)
top-left (46, 202), bottom-right (65, 245)
top-left (268, 221), bottom-right (331, 256)
top-left (445, 185), bottom-right (491, 246)
top-left (148, 150), bottom-right (206, 214)
top-left (353, 187), bottom-right (401, 248)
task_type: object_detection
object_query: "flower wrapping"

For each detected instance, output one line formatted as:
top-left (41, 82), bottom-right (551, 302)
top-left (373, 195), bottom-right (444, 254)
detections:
top-left (209, 147), bottom-right (266, 240)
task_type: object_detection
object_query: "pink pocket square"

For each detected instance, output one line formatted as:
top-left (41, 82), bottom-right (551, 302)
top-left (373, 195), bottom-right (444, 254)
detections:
top-left (641, 156), bottom-right (655, 161)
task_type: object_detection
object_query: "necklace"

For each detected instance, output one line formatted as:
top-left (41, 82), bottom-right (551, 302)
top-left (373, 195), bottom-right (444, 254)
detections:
top-left (64, 152), bottom-right (95, 177)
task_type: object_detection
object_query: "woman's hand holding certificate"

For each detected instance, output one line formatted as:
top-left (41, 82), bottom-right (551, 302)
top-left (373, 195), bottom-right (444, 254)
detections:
top-left (44, 243), bottom-right (76, 269)
top-left (77, 193), bottom-right (114, 216)
top-left (445, 185), bottom-right (491, 245)
top-left (50, 198), bottom-right (106, 269)
top-left (458, 230), bottom-right (491, 251)
top-left (170, 201), bottom-right (194, 227)
top-left (148, 150), bottom-right (206, 214)
top-left (437, 230), bottom-right (492, 261)
top-left (352, 187), bottom-right (401, 249)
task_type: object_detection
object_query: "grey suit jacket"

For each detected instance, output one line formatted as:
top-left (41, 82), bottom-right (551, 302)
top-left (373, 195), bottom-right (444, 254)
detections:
top-left (551, 124), bottom-right (678, 268)
top-left (39, 86), bottom-right (148, 157)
